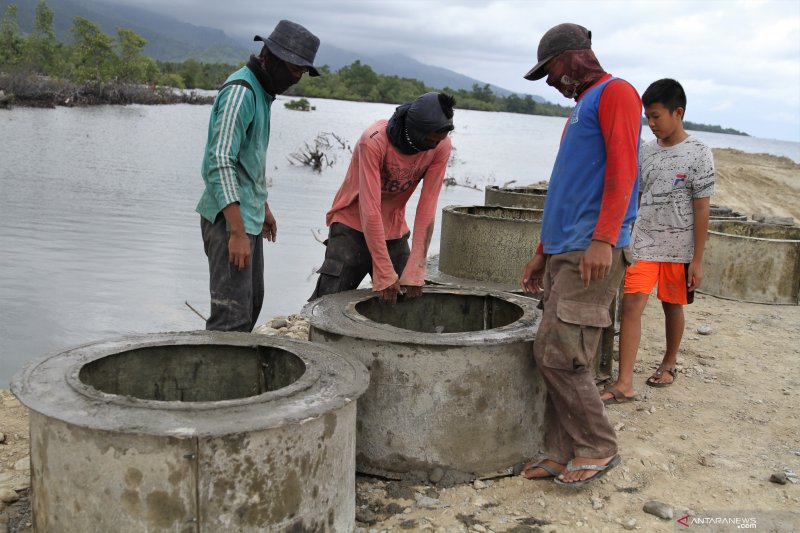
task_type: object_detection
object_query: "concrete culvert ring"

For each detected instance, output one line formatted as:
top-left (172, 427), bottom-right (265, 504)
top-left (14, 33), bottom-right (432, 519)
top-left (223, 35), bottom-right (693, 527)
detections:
top-left (304, 287), bottom-right (545, 484)
top-left (709, 203), bottom-right (747, 221)
top-left (350, 290), bottom-right (524, 335)
top-left (70, 337), bottom-right (311, 408)
top-left (701, 220), bottom-right (800, 305)
top-left (710, 213), bottom-right (748, 221)
top-left (428, 205), bottom-right (543, 292)
top-left (484, 185), bottom-right (548, 209)
top-left (11, 331), bottom-right (369, 532)
top-left (427, 205), bottom-right (615, 380)
top-left (710, 204), bottom-right (734, 217)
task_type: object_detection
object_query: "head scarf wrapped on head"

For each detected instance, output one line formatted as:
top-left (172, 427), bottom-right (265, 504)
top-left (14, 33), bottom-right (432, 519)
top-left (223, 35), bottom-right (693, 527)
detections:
top-left (387, 92), bottom-right (454, 154)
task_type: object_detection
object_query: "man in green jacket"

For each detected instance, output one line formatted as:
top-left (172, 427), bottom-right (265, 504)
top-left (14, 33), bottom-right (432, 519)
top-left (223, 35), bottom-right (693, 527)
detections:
top-left (196, 20), bottom-right (320, 331)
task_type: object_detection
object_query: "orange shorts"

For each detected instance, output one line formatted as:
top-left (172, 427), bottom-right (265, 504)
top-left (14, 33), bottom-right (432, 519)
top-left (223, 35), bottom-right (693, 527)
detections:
top-left (624, 260), bottom-right (694, 305)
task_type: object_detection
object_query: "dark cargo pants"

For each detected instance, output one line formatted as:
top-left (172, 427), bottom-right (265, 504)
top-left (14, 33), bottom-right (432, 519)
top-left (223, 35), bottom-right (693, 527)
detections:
top-left (309, 222), bottom-right (410, 300)
top-left (201, 213), bottom-right (264, 332)
top-left (534, 248), bottom-right (628, 463)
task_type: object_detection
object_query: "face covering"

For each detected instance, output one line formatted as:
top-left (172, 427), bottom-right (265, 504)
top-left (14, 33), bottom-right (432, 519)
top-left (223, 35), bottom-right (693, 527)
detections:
top-left (387, 93), bottom-right (453, 154)
top-left (247, 49), bottom-right (301, 96)
top-left (386, 104), bottom-right (417, 155)
top-left (548, 72), bottom-right (582, 99)
top-left (545, 49), bottom-right (606, 100)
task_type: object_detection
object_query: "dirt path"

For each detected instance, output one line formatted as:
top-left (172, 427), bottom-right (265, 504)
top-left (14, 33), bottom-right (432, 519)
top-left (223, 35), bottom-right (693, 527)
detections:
top-left (1, 148), bottom-right (798, 532)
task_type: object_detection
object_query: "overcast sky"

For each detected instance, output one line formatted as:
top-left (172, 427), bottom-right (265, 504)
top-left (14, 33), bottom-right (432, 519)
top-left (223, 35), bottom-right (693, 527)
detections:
top-left (127, 0), bottom-right (799, 142)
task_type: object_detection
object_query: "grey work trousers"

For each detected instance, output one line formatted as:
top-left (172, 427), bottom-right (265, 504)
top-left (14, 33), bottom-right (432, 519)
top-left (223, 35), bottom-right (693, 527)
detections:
top-left (201, 214), bottom-right (264, 332)
top-left (533, 248), bottom-right (628, 462)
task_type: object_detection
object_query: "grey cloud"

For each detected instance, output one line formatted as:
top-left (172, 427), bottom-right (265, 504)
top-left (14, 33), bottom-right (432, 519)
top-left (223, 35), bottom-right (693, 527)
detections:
top-left (94, 0), bottom-right (799, 141)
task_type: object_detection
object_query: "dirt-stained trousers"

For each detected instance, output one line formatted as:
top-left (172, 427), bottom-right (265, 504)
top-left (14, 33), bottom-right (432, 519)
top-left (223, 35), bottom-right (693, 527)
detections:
top-left (309, 222), bottom-right (410, 300)
top-left (533, 248), bottom-right (628, 463)
top-left (201, 213), bottom-right (264, 332)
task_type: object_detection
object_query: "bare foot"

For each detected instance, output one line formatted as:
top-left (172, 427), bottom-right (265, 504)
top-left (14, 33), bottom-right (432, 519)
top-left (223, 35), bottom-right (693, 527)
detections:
top-left (557, 455), bottom-right (616, 484)
top-left (520, 458), bottom-right (565, 479)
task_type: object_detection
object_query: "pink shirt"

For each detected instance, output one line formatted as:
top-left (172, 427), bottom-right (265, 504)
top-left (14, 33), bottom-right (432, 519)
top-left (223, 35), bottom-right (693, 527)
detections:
top-left (326, 119), bottom-right (451, 291)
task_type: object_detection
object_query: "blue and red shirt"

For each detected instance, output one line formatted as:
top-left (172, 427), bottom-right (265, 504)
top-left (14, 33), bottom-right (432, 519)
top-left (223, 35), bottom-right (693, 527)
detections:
top-left (539, 74), bottom-right (642, 255)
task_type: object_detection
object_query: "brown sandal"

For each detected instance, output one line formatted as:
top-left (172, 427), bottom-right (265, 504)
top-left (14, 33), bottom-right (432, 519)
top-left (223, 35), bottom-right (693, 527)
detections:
top-left (601, 384), bottom-right (636, 405)
top-left (646, 366), bottom-right (677, 388)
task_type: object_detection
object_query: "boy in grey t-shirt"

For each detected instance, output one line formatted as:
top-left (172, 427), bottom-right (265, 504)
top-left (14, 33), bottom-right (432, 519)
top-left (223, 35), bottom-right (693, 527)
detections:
top-left (601, 79), bottom-right (715, 405)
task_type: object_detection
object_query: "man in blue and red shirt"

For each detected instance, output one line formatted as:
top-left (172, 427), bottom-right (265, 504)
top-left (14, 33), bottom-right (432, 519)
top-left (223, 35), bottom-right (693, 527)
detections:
top-left (519, 23), bottom-right (642, 489)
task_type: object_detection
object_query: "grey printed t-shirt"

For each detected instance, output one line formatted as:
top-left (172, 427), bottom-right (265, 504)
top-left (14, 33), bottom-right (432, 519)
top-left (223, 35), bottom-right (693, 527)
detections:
top-left (631, 136), bottom-right (715, 262)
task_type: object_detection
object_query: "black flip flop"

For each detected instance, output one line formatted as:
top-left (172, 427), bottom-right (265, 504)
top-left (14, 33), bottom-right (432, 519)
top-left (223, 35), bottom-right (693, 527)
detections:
top-left (515, 459), bottom-right (563, 480)
top-left (554, 455), bottom-right (621, 489)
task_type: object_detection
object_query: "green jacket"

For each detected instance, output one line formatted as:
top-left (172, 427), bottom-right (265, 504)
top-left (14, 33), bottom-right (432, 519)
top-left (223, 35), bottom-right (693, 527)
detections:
top-left (196, 65), bottom-right (274, 235)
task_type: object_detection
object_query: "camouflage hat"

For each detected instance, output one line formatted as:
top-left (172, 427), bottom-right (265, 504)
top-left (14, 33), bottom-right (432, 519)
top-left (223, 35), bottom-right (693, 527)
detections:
top-left (524, 23), bottom-right (592, 81)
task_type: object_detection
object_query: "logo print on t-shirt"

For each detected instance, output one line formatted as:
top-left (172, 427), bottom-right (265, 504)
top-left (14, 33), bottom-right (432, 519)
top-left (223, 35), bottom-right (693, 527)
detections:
top-left (569, 100), bottom-right (583, 125)
top-left (673, 173), bottom-right (687, 187)
top-left (381, 161), bottom-right (425, 193)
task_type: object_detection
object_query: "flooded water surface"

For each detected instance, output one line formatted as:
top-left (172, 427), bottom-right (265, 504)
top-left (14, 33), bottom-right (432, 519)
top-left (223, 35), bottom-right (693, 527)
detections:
top-left (1, 97), bottom-right (797, 384)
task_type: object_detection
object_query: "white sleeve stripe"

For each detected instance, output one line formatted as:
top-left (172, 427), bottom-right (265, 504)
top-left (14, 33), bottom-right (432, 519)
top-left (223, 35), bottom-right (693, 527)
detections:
top-left (220, 85), bottom-right (246, 203)
top-left (215, 85), bottom-right (247, 205)
top-left (219, 85), bottom-right (247, 204)
top-left (215, 84), bottom-right (241, 204)
top-left (222, 86), bottom-right (248, 204)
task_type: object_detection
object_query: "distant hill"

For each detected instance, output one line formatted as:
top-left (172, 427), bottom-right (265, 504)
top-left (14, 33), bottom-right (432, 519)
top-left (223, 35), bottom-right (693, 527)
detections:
top-left (0, 0), bottom-right (545, 100)
top-left (684, 120), bottom-right (748, 137)
top-left (0, 0), bottom-right (247, 63)
top-left (296, 45), bottom-right (544, 100)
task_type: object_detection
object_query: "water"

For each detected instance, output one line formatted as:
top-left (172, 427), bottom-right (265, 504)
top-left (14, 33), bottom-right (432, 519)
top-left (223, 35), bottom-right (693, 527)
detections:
top-left (1, 97), bottom-right (797, 385)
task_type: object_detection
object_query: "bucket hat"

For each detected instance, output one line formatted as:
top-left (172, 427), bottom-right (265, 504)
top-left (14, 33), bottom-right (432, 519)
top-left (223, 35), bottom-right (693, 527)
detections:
top-left (254, 20), bottom-right (321, 77)
top-left (524, 23), bottom-right (591, 81)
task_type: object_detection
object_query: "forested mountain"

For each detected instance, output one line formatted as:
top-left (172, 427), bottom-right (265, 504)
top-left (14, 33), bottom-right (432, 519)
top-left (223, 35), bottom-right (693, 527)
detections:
top-left (0, 0), bottom-right (246, 63)
top-left (0, 0), bottom-right (538, 98)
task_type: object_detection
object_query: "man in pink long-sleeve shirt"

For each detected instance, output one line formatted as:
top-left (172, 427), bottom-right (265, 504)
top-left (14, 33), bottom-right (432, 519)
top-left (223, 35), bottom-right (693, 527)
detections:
top-left (309, 92), bottom-right (455, 303)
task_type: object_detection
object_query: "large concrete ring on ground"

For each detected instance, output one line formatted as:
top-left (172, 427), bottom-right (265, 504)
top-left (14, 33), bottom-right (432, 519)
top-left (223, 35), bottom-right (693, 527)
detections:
top-left (427, 205), bottom-right (614, 381)
top-left (303, 287), bottom-right (545, 484)
top-left (10, 331), bottom-right (369, 532)
top-left (710, 204), bottom-right (747, 221)
top-left (425, 254), bottom-right (526, 294)
top-left (425, 256), bottom-right (615, 382)
top-left (484, 185), bottom-right (548, 209)
top-left (433, 205), bottom-right (543, 290)
top-left (701, 221), bottom-right (800, 304)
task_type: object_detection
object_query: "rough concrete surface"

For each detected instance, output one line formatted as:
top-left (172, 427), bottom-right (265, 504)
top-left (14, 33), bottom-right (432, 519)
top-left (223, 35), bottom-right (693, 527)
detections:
top-left (9, 332), bottom-right (368, 532)
top-left (438, 206), bottom-right (543, 286)
top-left (709, 204), bottom-right (747, 221)
top-left (702, 221), bottom-right (800, 305)
top-left (305, 288), bottom-right (546, 481)
top-left (484, 185), bottom-right (548, 210)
